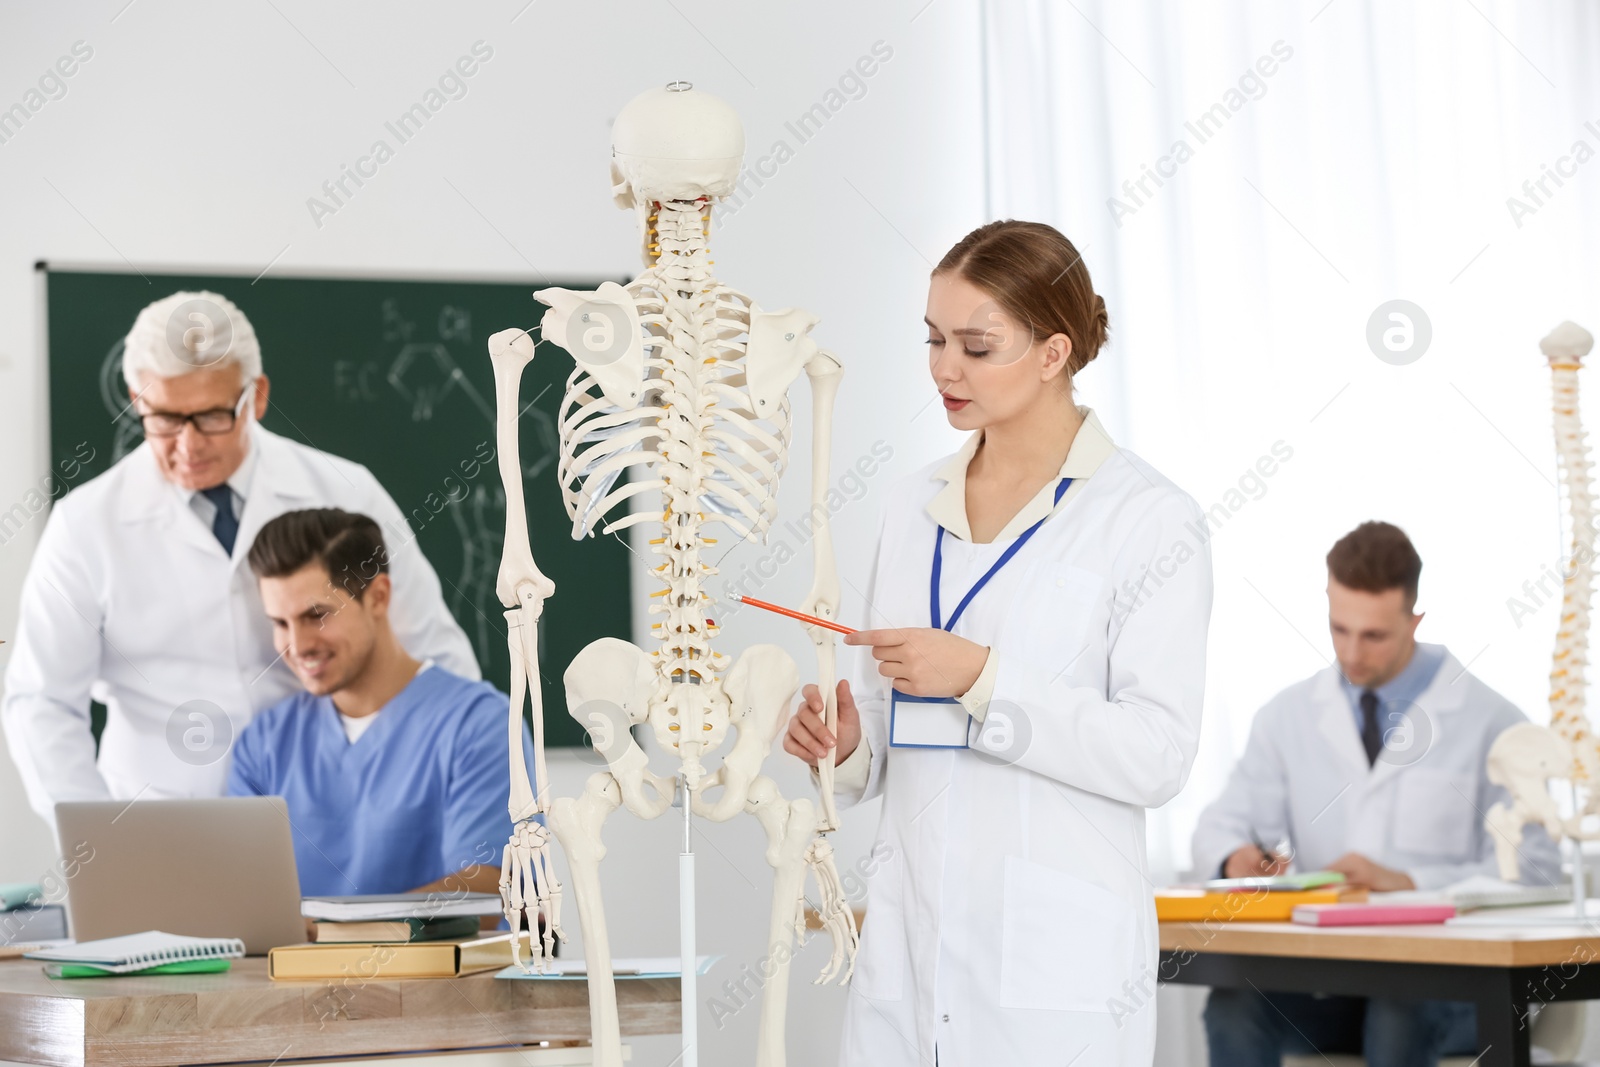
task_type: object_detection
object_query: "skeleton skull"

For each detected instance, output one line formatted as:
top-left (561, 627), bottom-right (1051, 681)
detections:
top-left (610, 81), bottom-right (744, 261)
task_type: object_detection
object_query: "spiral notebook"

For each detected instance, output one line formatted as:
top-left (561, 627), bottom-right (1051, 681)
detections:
top-left (27, 931), bottom-right (246, 974)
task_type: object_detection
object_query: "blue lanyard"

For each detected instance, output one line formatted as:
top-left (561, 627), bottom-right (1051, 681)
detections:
top-left (930, 478), bottom-right (1074, 632)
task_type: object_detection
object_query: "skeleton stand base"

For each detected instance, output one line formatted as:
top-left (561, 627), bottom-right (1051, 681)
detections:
top-left (679, 778), bottom-right (697, 1067)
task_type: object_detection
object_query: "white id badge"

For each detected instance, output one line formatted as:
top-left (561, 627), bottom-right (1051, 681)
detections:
top-left (889, 690), bottom-right (972, 749)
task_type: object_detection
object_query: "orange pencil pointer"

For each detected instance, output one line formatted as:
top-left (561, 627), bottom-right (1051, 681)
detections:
top-left (735, 595), bottom-right (857, 635)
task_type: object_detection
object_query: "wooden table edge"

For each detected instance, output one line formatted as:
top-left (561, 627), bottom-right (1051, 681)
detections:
top-left (1159, 920), bottom-right (1600, 968)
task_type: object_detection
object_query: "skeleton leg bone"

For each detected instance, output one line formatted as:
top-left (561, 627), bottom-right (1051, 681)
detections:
top-left (547, 773), bottom-right (627, 1067)
top-left (744, 777), bottom-right (822, 1067)
top-left (1486, 802), bottom-right (1530, 882)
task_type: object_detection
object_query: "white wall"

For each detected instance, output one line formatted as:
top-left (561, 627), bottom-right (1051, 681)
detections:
top-left (0, 3), bottom-right (984, 1065)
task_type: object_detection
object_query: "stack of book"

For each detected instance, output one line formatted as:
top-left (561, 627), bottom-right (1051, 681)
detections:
top-left (1155, 871), bottom-right (1366, 922)
top-left (271, 893), bottom-right (518, 980)
top-left (311, 913), bottom-right (483, 944)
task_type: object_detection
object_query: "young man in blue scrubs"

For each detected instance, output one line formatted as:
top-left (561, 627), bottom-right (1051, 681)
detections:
top-left (227, 508), bottom-right (534, 899)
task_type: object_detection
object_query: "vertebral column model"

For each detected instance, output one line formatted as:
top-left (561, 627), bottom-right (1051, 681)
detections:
top-left (487, 83), bottom-right (858, 1067)
top-left (1486, 321), bottom-right (1598, 879)
top-left (1547, 329), bottom-right (1598, 774)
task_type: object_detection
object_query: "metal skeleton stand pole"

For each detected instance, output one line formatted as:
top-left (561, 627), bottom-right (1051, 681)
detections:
top-left (680, 775), bottom-right (698, 1067)
top-left (1573, 781), bottom-right (1588, 921)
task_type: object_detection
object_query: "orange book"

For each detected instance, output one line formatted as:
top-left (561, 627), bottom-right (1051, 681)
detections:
top-left (1156, 885), bottom-right (1368, 923)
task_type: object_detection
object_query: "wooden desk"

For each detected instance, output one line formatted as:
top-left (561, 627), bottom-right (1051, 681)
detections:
top-left (1160, 919), bottom-right (1600, 1067)
top-left (0, 956), bottom-right (680, 1067)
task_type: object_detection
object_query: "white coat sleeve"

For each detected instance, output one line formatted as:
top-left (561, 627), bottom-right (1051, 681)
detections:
top-left (1, 503), bottom-right (113, 824)
top-left (361, 474), bottom-right (480, 680)
top-left (1188, 705), bottom-right (1294, 880)
top-left (983, 491), bottom-right (1212, 808)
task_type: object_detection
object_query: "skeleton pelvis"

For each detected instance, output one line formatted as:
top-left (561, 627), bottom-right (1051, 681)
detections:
top-left (1487, 721), bottom-right (1576, 784)
top-left (645, 678), bottom-right (731, 766)
top-left (563, 638), bottom-right (671, 817)
top-left (694, 645), bottom-right (801, 821)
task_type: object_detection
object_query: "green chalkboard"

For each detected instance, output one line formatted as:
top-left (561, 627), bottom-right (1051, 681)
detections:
top-left (42, 264), bottom-right (632, 749)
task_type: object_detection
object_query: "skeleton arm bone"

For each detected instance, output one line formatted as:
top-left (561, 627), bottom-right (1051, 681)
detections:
top-left (490, 330), bottom-right (557, 612)
top-left (490, 329), bottom-right (555, 815)
top-left (797, 351), bottom-right (845, 831)
top-left (499, 607), bottom-right (561, 968)
top-left (488, 327), bottom-right (561, 969)
top-left (804, 835), bottom-right (858, 984)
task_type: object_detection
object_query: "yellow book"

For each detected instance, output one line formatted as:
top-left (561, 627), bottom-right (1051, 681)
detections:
top-left (268, 932), bottom-right (521, 980)
top-left (1156, 886), bottom-right (1368, 923)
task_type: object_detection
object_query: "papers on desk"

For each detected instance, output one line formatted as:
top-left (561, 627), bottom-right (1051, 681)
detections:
top-left (1445, 899), bottom-right (1600, 927)
top-left (496, 954), bottom-right (721, 980)
top-left (1377, 875), bottom-right (1573, 914)
top-left (300, 892), bottom-right (503, 921)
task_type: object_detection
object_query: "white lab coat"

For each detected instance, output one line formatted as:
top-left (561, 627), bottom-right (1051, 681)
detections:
top-left (834, 429), bottom-right (1213, 1067)
top-left (2, 424), bottom-right (478, 825)
top-left (1190, 649), bottom-right (1561, 889)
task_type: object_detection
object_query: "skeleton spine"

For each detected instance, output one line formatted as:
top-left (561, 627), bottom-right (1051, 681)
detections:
top-left (647, 198), bottom-right (725, 687)
top-left (1550, 358), bottom-right (1596, 770)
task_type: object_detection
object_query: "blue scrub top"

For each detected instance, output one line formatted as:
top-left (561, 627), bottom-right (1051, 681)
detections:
top-left (226, 664), bottom-right (536, 897)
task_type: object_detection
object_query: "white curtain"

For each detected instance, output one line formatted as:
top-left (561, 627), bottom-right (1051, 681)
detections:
top-left (986, 0), bottom-right (1600, 878)
top-left (984, 3), bottom-right (1600, 1059)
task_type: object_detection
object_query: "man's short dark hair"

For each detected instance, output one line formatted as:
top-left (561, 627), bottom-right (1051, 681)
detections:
top-left (247, 508), bottom-right (389, 600)
top-left (1326, 521), bottom-right (1422, 611)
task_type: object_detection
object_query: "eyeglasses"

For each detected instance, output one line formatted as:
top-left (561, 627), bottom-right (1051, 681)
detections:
top-left (138, 383), bottom-right (255, 438)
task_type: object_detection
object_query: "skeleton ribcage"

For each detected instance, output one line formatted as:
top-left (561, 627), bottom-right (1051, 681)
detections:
top-left (555, 275), bottom-right (794, 544)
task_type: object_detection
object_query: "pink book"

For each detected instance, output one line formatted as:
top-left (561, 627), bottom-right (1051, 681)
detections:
top-left (1292, 903), bottom-right (1456, 926)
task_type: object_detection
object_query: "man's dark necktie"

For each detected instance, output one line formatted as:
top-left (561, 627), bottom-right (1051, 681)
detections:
top-left (201, 484), bottom-right (238, 555)
top-left (1359, 689), bottom-right (1382, 767)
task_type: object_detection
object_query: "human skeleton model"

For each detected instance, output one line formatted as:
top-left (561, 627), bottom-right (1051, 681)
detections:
top-left (487, 83), bottom-right (859, 1067)
top-left (1486, 321), bottom-right (1600, 880)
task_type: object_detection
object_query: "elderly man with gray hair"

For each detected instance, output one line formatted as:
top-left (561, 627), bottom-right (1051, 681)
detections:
top-left (2, 290), bottom-right (476, 827)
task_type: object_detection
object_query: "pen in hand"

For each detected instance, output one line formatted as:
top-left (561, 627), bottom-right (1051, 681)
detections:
top-left (1250, 829), bottom-right (1289, 874)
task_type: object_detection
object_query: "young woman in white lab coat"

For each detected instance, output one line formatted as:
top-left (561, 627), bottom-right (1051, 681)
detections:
top-left (785, 220), bottom-right (1214, 1067)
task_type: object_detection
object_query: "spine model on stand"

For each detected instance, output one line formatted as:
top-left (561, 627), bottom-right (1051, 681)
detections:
top-left (1487, 321), bottom-right (1599, 879)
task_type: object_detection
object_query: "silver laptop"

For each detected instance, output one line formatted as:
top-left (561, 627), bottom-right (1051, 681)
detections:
top-left (54, 797), bottom-right (306, 955)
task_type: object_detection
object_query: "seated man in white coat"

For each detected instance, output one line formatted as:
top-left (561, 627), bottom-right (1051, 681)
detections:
top-left (2, 290), bottom-right (477, 827)
top-left (1191, 521), bottom-right (1559, 1067)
